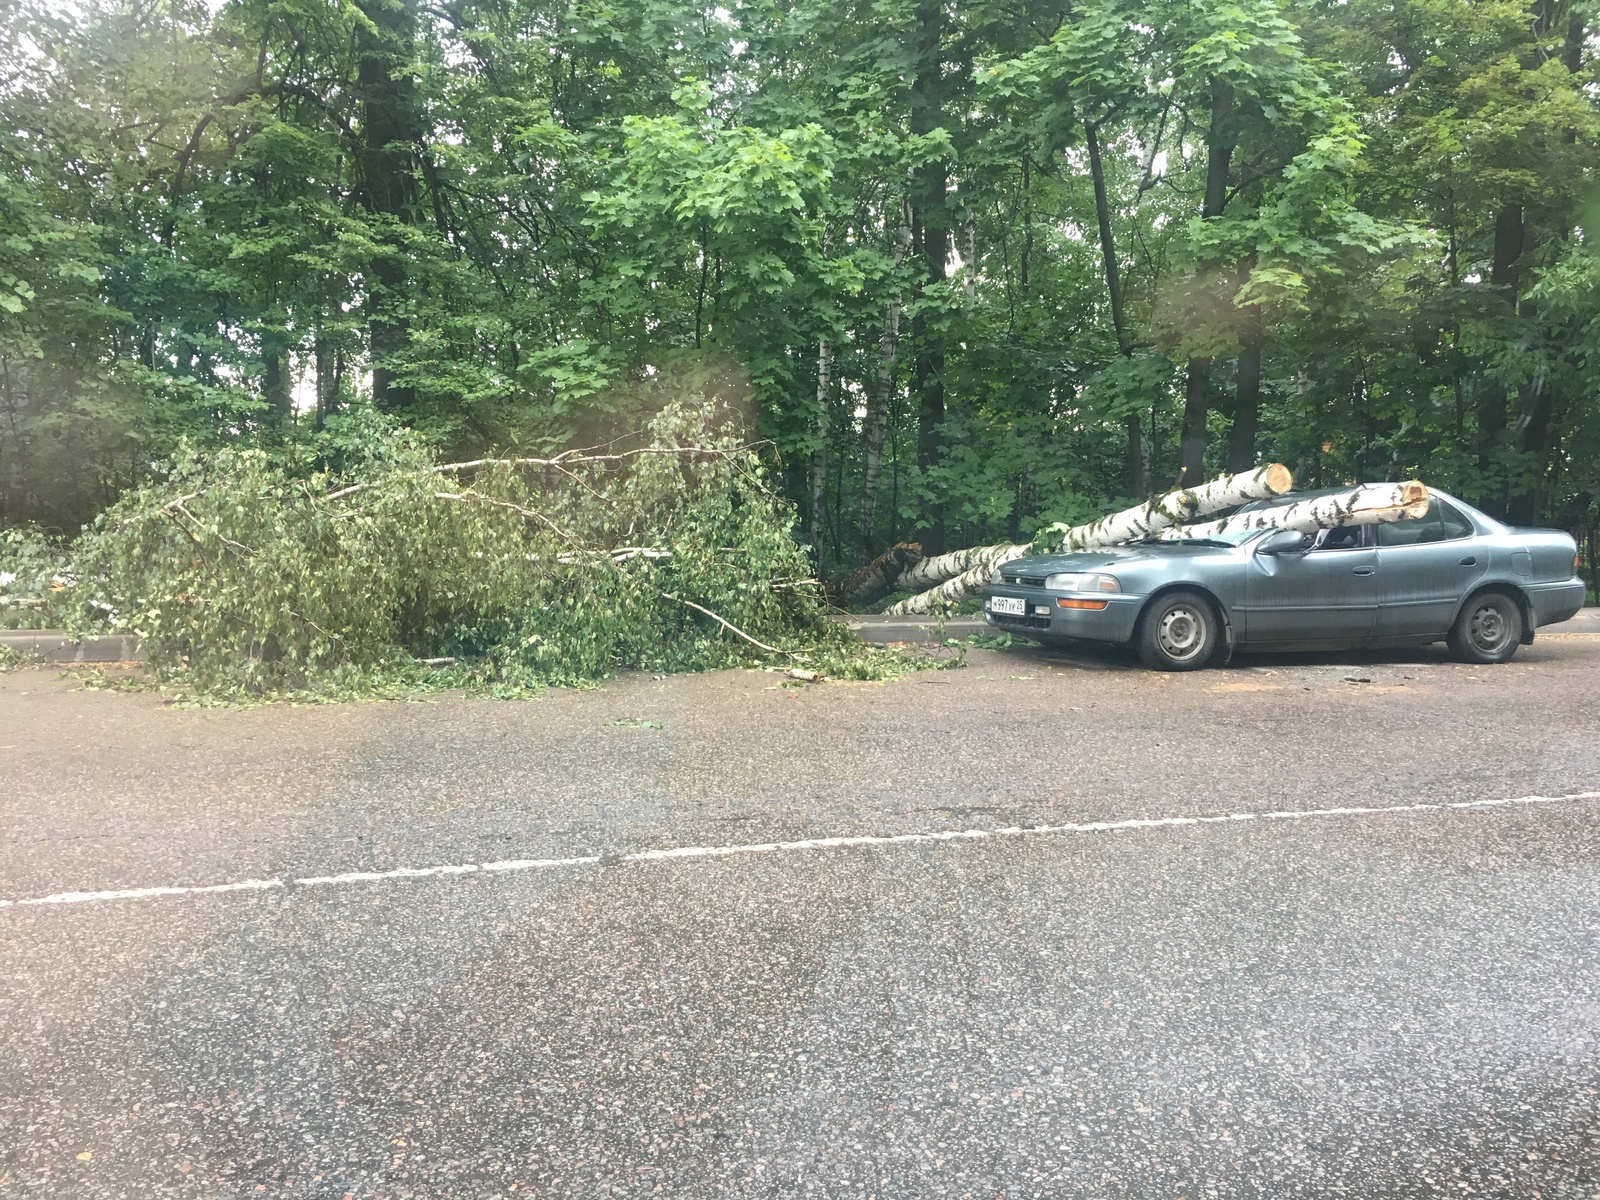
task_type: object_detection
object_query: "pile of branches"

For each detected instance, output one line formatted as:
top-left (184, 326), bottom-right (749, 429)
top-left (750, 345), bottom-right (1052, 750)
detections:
top-left (0, 527), bottom-right (77, 631)
top-left (69, 396), bottom-right (875, 698)
top-left (837, 467), bottom-right (1430, 613)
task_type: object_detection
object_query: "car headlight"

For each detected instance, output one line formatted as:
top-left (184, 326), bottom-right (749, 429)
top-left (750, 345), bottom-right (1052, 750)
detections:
top-left (1044, 572), bottom-right (1120, 593)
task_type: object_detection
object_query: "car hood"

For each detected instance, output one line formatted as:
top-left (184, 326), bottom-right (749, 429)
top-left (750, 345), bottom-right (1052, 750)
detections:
top-left (1003, 541), bottom-right (1237, 574)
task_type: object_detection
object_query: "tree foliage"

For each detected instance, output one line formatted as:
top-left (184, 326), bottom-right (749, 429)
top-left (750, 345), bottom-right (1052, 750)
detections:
top-left (0, 0), bottom-right (1595, 602)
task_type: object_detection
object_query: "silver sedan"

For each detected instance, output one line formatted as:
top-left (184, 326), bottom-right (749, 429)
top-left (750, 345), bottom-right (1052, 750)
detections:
top-left (982, 487), bottom-right (1588, 670)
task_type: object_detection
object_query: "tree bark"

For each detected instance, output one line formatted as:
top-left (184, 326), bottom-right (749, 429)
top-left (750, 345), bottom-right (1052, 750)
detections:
top-left (1163, 480), bottom-right (1429, 540)
top-left (832, 542), bottom-right (923, 608)
top-left (1085, 119), bottom-right (1144, 498)
top-left (910, 0), bottom-right (948, 554)
top-left (354, 0), bottom-right (422, 415)
top-left (859, 199), bottom-right (913, 561)
top-left (809, 334), bottom-right (831, 556)
top-left (1178, 79), bottom-right (1234, 486)
top-left (884, 464), bottom-right (1292, 614)
top-left (1226, 332), bottom-right (1262, 475)
top-left (262, 331), bottom-right (292, 429)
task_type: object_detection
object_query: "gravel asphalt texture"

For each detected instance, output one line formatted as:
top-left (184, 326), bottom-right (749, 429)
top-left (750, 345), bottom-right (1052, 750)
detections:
top-left (3, 627), bottom-right (1600, 1199)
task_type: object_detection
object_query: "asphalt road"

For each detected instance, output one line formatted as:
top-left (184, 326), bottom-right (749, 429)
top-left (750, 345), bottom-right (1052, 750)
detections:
top-left (3, 627), bottom-right (1600, 1199)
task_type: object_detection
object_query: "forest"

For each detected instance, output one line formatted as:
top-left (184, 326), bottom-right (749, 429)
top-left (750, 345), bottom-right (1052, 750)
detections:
top-left (1, 0), bottom-right (1597, 582)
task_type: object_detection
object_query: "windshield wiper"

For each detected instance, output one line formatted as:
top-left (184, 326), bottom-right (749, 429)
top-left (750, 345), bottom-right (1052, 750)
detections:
top-left (1171, 537), bottom-right (1235, 548)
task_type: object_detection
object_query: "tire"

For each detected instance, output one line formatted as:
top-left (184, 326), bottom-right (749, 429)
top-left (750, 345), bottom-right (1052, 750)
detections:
top-left (1136, 590), bottom-right (1221, 671)
top-left (1447, 590), bottom-right (1523, 664)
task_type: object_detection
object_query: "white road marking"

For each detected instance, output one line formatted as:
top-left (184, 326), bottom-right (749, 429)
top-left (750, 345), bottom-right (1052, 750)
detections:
top-left (5, 878), bottom-right (284, 907)
top-left (2, 790), bottom-right (1597, 911)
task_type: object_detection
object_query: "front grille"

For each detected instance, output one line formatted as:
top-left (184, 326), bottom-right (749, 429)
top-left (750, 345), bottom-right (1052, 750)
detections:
top-left (990, 611), bottom-right (1052, 630)
top-left (1001, 574), bottom-right (1048, 587)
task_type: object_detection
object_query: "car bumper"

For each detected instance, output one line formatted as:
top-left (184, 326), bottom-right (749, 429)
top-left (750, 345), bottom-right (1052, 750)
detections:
top-left (982, 587), bottom-right (1143, 643)
top-left (1526, 578), bottom-right (1588, 629)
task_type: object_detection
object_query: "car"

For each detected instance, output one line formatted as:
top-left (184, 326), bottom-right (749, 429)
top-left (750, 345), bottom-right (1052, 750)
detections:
top-left (981, 487), bottom-right (1588, 670)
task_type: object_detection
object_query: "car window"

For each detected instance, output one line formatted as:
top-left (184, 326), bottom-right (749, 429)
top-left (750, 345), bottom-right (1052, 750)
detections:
top-left (1378, 502), bottom-right (1447, 547)
top-left (1311, 525), bottom-right (1365, 551)
top-left (1437, 499), bottom-right (1475, 539)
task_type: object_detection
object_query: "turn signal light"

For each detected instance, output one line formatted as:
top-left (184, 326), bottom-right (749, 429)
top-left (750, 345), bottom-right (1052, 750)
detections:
top-left (1057, 598), bottom-right (1110, 610)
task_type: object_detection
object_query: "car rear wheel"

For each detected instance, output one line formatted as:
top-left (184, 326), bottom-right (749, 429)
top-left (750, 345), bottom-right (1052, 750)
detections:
top-left (1447, 591), bottom-right (1522, 664)
top-left (1136, 590), bottom-right (1220, 671)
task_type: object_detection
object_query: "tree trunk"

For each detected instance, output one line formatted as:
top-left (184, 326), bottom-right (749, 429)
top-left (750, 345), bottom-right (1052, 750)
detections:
top-left (1177, 79), bottom-right (1234, 486)
top-left (1165, 480), bottom-right (1428, 540)
top-left (832, 543), bottom-right (924, 608)
top-left (884, 464), bottom-right (1292, 614)
top-left (859, 200), bottom-right (913, 562)
top-left (314, 332), bottom-right (340, 431)
top-left (809, 335), bottom-right (831, 557)
top-left (910, 0), bottom-right (948, 555)
top-left (1179, 357), bottom-right (1213, 485)
top-left (355, 0), bottom-right (422, 415)
top-left (1476, 203), bottom-right (1524, 502)
top-left (1227, 333), bottom-right (1262, 475)
top-left (1085, 119), bottom-right (1144, 498)
top-left (262, 331), bottom-right (292, 429)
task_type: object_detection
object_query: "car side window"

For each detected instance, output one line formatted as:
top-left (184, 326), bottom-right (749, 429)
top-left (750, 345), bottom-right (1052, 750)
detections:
top-left (1311, 525), bottom-right (1365, 551)
top-left (1378, 502), bottom-right (1446, 547)
top-left (1437, 499), bottom-right (1475, 540)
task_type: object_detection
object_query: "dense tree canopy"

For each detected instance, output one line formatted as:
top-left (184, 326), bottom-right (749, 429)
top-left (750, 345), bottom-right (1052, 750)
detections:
top-left (2, 0), bottom-right (1597, 583)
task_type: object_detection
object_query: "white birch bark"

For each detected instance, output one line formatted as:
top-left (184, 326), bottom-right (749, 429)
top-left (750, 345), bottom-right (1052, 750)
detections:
top-left (889, 463), bottom-right (1293, 603)
top-left (1157, 481), bottom-right (1429, 540)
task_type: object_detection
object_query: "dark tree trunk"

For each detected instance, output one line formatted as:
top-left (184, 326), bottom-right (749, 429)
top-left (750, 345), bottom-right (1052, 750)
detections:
top-left (314, 332), bottom-right (341, 431)
top-left (1476, 204), bottom-right (1525, 515)
top-left (1180, 358), bottom-right (1213, 486)
top-left (355, 0), bottom-right (422, 414)
top-left (262, 333), bottom-right (292, 429)
top-left (1085, 120), bottom-right (1144, 497)
top-left (910, 0), bottom-right (947, 554)
top-left (809, 335), bottom-right (831, 559)
top-left (1508, 378), bottom-right (1556, 526)
top-left (859, 199), bottom-right (912, 562)
top-left (1178, 79), bottom-right (1234, 486)
top-left (1227, 333), bottom-right (1262, 475)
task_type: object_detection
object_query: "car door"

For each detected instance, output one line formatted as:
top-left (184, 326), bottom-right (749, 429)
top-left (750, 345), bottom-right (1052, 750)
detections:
top-left (1240, 525), bottom-right (1378, 645)
top-left (1374, 499), bottom-right (1487, 639)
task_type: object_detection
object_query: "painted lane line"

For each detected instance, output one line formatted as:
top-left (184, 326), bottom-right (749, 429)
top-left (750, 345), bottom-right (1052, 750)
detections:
top-left (293, 855), bottom-right (602, 888)
top-left (4, 878), bottom-right (284, 908)
top-left (2, 789), bottom-right (1598, 911)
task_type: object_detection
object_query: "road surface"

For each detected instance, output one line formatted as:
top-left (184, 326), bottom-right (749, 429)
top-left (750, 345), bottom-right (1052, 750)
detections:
top-left (3, 631), bottom-right (1599, 1198)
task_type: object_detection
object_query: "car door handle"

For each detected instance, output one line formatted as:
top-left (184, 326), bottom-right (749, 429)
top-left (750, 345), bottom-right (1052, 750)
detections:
top-left (1459, 556), bottom-right (1477, 566)
top-left (1352, 566), bottom-right (1375, 576)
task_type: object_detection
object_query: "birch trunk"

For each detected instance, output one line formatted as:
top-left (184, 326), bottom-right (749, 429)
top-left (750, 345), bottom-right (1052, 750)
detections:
top-left (884, 464), bottom-right (1292, 614)
top-left (1159, 481), bottom-right (1428, 539)
top-left (809, 334), bottom-right (831, 554)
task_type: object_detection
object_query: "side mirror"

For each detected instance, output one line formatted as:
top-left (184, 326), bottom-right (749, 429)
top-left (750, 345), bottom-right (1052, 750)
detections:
top-left (1257, 529), bottom-right (1312, 556)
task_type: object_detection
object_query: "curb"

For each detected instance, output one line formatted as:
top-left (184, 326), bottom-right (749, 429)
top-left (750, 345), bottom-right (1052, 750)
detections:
top-left (832, 615), bottom-right (988, 644)
top-left (7, 608), bottom-right (1593, 663)
top-left (0, 631), bottom-right (144, 663)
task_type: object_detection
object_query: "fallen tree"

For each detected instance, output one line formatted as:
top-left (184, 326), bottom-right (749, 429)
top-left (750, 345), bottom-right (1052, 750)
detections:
top-left (884, 474), bottom-right (1432, 617)
top-left (1158, 480), bottom-right (1429, 539)
top-left (67, 394), bottom-right (907, 698)
top-left (884, 464), bottom-right (1293, 615)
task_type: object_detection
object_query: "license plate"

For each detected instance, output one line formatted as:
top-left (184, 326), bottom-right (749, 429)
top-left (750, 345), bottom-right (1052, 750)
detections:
top-left (989, 596), bottom-right (1026, 616)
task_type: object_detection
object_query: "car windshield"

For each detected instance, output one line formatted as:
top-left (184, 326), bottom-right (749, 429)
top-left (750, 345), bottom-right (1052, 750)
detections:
top-left (1136, 529), bottom-right (1263, 547)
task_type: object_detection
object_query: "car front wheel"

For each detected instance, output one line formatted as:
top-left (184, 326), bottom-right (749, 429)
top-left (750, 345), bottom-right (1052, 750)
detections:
top-left (1448, 591), bottom-right (1523, 664)
top-left (1136, 590), bottom-right (1220, 671)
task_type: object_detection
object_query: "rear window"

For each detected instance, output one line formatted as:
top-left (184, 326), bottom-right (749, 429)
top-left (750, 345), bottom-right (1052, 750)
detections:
top-left (1377, 501), bottom-right (1468, 546)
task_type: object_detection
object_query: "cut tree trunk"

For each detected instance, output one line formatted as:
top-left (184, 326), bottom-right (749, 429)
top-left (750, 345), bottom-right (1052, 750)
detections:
top-left (1160, 481), bottom-right (1428, 539)
top-left (883, 464), bottom-right (1292, 615)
